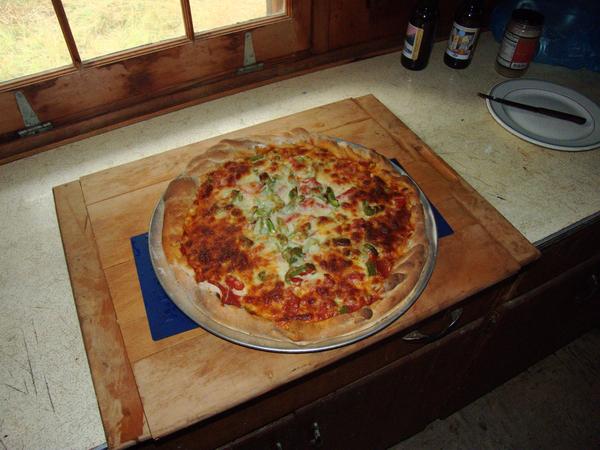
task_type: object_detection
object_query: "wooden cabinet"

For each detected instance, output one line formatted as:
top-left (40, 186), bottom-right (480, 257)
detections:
top-left (222, 414), bottom-right (297, 450)
top-left (295, 319), bottom-right (485, 450)
top-left (440, 217), bottom-right (600, 418)
top-left (443, 253), bottom-right (600, 418)
top-left (221, 319), bottom-right (484, 450)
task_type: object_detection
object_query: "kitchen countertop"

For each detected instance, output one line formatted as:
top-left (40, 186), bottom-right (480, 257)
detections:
top-left (1, 33), bottom-right (599, 450)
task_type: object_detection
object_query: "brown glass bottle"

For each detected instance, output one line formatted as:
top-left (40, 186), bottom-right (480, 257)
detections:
top-left (401, 0), bottom-right (439, 71)
top-left (444, 0), bottom-right (483, 69)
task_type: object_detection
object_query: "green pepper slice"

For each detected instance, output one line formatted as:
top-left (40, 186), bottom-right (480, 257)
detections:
top-left (325, 186), bottom-right (339, 207)
top-left (266, 218), bottom-right (276, 234)
top-left (282, 246), bottom-right (304, 264)
top-left (276, 233), bottom-right (288, 246)
top-left (362, 243), bottom-right (379, 257)
top-left (285, 263), bottom-right (316, 282)
top-left (362, 201), bottom-right (384, 216)
top-left (366, 260), bottom-right (377, 276)
top-left (231, 190), bottom-right (243, 203)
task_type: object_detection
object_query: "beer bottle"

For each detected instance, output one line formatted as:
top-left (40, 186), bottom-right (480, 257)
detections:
top-left (444, 0), bottom-right (483, 69)
top-left (401, 0), bottom-right (439, 71)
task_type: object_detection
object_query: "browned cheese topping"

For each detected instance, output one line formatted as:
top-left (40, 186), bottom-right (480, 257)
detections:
top-left (181, 142), bottom-right (416, 324)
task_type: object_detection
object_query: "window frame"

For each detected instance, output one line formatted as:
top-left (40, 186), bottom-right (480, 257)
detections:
top-left (0, 0), bottom-right (293, 92)
top-left (0, 0), bottom-right (313, 161)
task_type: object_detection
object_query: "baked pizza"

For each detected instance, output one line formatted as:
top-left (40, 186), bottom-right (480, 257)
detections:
top-left (158, 128), bottom-right (431, 345)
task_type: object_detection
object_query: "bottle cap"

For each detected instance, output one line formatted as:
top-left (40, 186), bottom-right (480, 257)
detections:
top-left (511, 8), bottom-right (544, 27)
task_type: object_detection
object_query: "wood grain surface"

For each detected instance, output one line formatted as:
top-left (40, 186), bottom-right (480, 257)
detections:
top-left (54, 95), bottom-right (539, 446)
top-left (79, 99), bottom-right (370, 205)
top-left (53, 181), bottom-right (150, 449)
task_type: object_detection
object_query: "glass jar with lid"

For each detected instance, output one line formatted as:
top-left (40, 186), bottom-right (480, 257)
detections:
top-left (495, 8), bottom-right (544, 77)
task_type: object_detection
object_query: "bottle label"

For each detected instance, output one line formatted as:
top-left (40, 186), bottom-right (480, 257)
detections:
top-left (497, 30), bottom-right (538, 69)
top-left (445, 22), bottom-right (480, 60)
top-left (402, 23), bottom-right (424, 61)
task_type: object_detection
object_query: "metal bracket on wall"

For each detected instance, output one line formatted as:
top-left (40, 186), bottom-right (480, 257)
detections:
top-left (237, 31), bottom-right (264, 75)
top-left (15, 91), bottom-right (53, 138)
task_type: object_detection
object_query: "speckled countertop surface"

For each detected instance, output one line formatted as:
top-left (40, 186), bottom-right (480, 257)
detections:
top-left (1, 33), bottom-right (599, 449)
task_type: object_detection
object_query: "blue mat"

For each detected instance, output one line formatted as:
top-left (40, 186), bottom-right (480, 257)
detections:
top-left (131, 233), bottom-right (200, 340)
top-left (132, 162), bottom-right (453, 341)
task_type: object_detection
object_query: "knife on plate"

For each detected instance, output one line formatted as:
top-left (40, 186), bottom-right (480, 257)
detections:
top-left (478, 92), bottom-right (587, 125)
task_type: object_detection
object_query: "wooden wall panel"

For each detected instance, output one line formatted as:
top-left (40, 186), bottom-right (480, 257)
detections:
top-left (329, 0), bottom-right (371, 49)
top-left (327, 0), bottom-right (499, 51)
top-left (254, 0), bottom-right (311, 60)
top-left (329, 0), bottom-right (418, 50)
top-left (311, 0), bottom-right (331, 54)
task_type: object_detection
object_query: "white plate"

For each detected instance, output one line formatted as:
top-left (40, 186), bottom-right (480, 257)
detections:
top-left (485, 79), bottom-right (600, 151)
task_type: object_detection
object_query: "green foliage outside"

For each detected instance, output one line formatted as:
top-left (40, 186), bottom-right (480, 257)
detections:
top-left (1, 0), bottom-right (72, 82)
top-left (0, 0), bottom-right (268, 83)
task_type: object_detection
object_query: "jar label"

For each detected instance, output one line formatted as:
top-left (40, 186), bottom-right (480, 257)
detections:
top-left (402, 23), bottom-right (424, 61)
top-left (497, 30), bottom-right (538, 69)
top-left (445, 22), bottom-right (480, 60)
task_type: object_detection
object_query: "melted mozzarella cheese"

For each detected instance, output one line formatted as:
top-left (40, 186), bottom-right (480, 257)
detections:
top-left (186, 141), bottom-right (415, 322)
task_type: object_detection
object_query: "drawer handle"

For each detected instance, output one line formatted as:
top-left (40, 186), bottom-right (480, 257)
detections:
top-left (309, 422), bottom-right (322, 447)
top-left (402, 307), bottom-right (463, 342)
top-left (575, 273), bottom-right (599, 304)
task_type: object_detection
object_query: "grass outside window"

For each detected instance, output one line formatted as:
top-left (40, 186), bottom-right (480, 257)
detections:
top-left (0, 0), bottom-right (281, 84)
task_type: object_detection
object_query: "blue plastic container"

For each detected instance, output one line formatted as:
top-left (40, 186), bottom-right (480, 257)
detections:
top-left (491, 0), bottom-right (600, 72)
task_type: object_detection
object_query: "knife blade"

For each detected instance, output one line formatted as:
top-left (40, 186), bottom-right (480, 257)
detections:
top-left (478, 92), bottom-right (587, 125)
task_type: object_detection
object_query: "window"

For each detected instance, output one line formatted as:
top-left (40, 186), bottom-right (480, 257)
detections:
top-left (0, 0), bottom-right (291, 85)
top-left (0, 1), bottom-right (72, 83)
top-left (61, 0), bottom-right (186, 61)
top-left (190, 0), bottom-right (285, 34)
top-left (0, 0), bottom-right (433, 164)
top-left (0, 0), bottom-right (309, 160)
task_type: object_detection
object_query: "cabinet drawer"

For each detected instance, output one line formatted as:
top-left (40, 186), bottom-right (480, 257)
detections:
top-left (443, 254), bottom-right (600, 416)
top-left (540, 255), bottom-right (600, 348)
top-left (510, 216), bottom-right (600, 298)
top-left (219, 414), bottom-right (298, 450)
top-left (498, 254), bottom-right (600, 361)
top-left (293, 319), bottom-right (484, 450)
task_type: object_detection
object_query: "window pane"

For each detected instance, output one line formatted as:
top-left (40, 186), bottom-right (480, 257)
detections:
top-left (62, 0), bottom-right (186, 61)
top-left (0, 0), bottom-right (72, 83)
top-left (190, 0), bottom-right (285, 34)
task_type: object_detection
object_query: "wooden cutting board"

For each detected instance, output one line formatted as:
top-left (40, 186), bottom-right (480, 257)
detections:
top-left (54, 95), bottom-right (539, 449)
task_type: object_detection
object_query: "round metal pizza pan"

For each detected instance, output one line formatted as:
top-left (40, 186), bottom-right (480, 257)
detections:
top-left (148, 138), bottom-right (438, 353)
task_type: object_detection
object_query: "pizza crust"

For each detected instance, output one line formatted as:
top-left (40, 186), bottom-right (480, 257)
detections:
top-left (162, 176), bottom-right (198, 265)
top-left (158, 128), bottom-right (432, 347)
